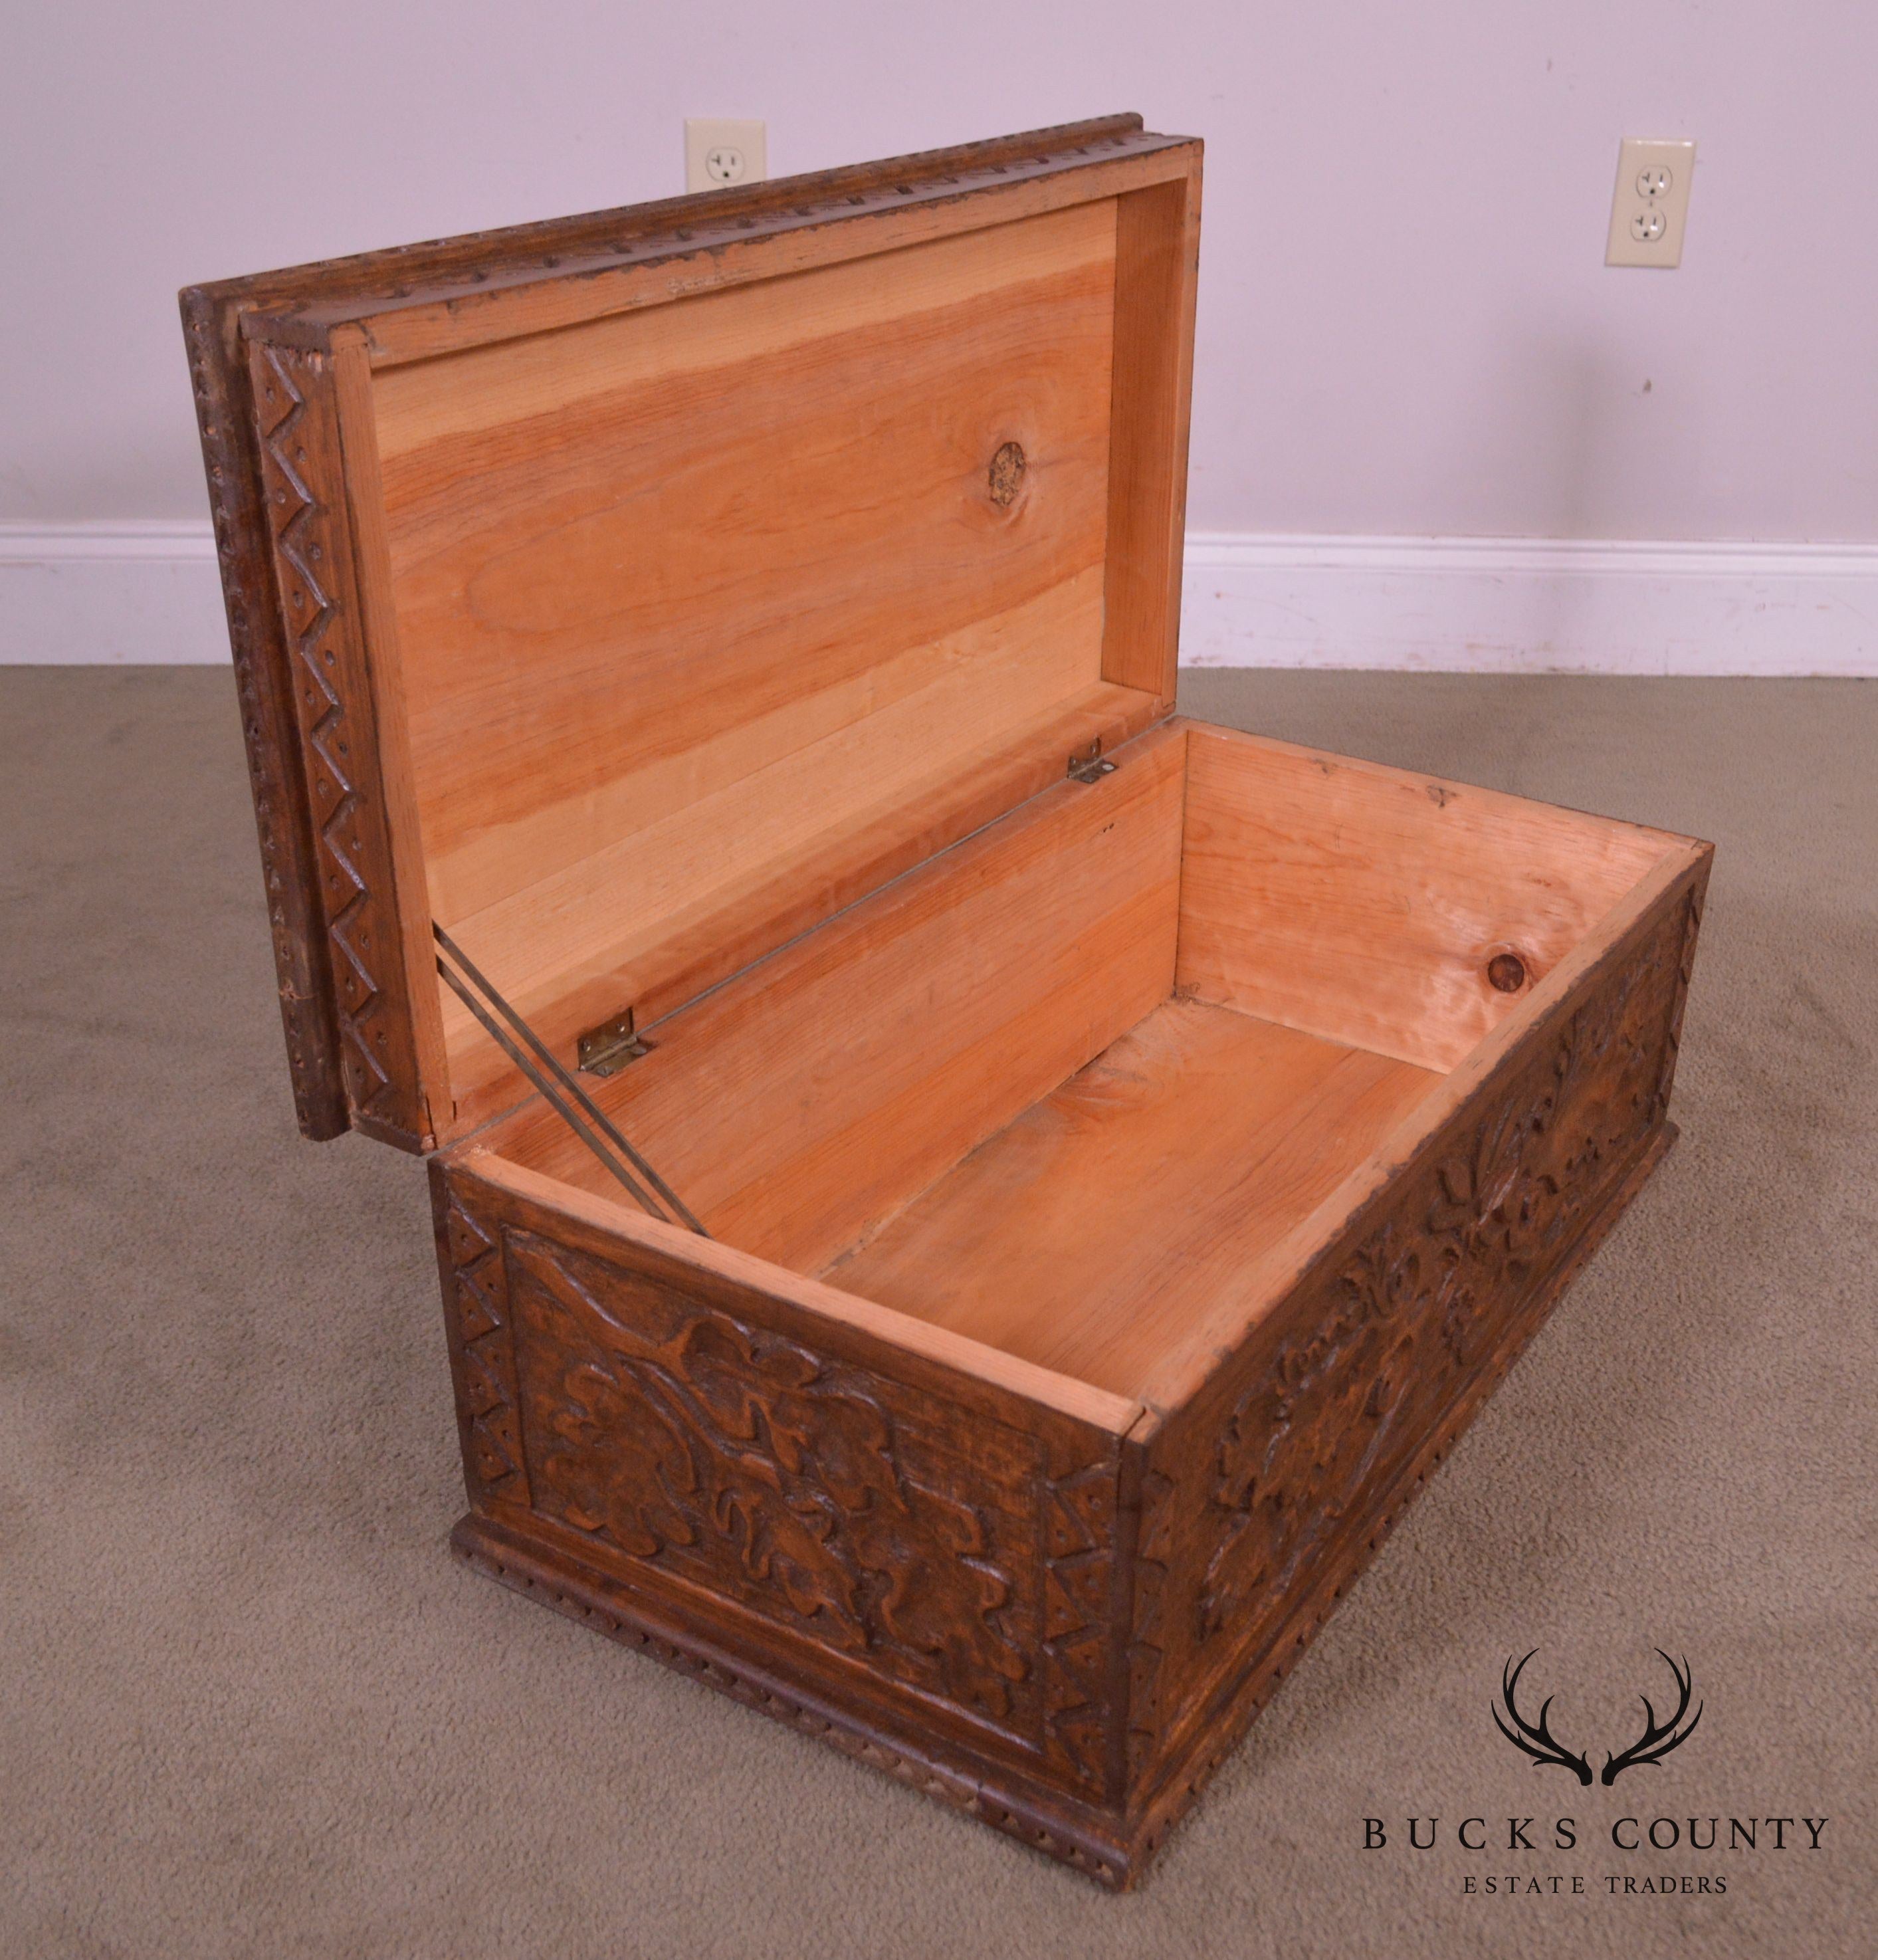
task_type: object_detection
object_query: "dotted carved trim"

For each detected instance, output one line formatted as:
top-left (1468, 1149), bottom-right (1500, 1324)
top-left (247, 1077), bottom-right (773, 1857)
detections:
top-left (454, 1533), bottom-right (1133, 1889)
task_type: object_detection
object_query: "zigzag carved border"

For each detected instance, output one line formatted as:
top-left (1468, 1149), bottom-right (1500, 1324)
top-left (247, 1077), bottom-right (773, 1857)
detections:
top-left (249, 341), bottom-right (426, 1146)
top-left (435, 1188), bottom-right (529, 1503)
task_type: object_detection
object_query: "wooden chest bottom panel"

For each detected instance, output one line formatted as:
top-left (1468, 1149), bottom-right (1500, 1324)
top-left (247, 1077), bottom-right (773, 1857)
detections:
top-left (822, 998), bottom-right (1443, 1393)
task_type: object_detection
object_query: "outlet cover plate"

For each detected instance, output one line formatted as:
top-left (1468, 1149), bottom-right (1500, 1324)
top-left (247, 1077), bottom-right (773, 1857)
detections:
top-left (685, 118), bottom-right (767, 194)
top-left (1606, 138), bottom-right (1696, 269)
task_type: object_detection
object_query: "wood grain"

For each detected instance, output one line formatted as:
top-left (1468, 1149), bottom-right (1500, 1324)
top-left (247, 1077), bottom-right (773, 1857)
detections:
top-left (1100, 168), bottom-right (1202, 699)
top-left (183, 114), bottom-right (1188, 1151)
top-left (825, 1001), bottom-right (1438, 1398)
top-left (366, 199), bottom-right (1152, 1124)
top-left (485, 724), bottom-right (1188, 1272)
top-left (1175, 721), bottom-right (1683, 1074)
top-left (373, 199), bottom-right (1115, 871)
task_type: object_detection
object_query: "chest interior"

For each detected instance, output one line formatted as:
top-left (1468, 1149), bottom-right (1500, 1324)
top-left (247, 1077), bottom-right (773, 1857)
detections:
top-left (472, 715), bottom-right (1683, 1403)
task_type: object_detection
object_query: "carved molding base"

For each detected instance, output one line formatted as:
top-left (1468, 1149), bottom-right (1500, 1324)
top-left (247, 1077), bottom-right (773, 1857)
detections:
top-left (449, 1512), bottom-right (1141, 1888)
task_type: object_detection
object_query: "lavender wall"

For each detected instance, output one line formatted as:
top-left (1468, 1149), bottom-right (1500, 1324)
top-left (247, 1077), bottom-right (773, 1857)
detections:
top-left (3, 0), bottom-right (1873, 542)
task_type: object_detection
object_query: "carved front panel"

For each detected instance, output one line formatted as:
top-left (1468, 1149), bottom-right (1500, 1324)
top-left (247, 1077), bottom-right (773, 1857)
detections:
top-left (484, 1229), bottom-right (1119, 1793)
top-left (1129, 876), bottom-right (1705, 1789)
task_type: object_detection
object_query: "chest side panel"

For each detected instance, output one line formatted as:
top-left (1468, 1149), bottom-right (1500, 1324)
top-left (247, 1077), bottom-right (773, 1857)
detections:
top-left (1125, 856), bottom-right (1709, 1823)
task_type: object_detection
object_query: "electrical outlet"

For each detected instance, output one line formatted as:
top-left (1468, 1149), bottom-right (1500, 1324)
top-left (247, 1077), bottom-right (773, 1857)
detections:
top-left (1606, 138), bottom-right (1696, 269)
top-left (685, 118), bottom-right (767, 194)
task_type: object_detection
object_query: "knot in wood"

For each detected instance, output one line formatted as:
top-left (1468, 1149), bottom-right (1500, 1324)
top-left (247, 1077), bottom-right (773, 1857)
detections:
top-left (987, 441), bottom-right (1027, 507)
top-left (1487, 952), bottom-right (1528, 993)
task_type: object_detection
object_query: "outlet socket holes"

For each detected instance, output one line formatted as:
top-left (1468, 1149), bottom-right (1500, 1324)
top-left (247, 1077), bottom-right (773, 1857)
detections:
top-left (1606, 138), bottom-right (1696, 269)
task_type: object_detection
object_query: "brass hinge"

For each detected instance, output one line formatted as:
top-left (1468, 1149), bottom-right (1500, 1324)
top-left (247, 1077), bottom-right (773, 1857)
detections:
top-left (577, 1007), bottom-right (653, 1077)
top-left (1067, 738), bottom-right (1117, 784)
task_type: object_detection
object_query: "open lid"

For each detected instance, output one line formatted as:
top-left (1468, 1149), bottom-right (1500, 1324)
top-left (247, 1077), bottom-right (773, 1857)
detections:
top-left (184, 115), bottom-right (1201, 1151)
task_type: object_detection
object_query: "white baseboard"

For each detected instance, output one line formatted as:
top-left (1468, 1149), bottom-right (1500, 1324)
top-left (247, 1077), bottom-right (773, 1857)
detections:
top-left (0, 522), bottom-right (226, 665)
top-left (4, 522), bottom-right (1875, 675)
top-left (1180, 532), bottom-right (1878, 676)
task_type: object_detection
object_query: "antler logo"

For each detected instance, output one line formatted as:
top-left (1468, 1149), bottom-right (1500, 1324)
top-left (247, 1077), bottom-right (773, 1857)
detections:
top-left (1600, 1651), bottom-right (1703, 1785)
top-left (1493, 1649), bottom-right (1703, 1786)
top-left (1493, 1650), bottom-right (1593, 1785)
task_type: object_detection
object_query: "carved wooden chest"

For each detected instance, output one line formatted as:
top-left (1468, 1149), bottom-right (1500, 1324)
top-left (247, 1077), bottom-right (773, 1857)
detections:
top-left (182, 114), bottom-right (1710, 1887)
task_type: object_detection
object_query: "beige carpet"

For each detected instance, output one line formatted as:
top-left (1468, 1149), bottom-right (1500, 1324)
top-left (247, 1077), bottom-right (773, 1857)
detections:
top-left (3, 666), bottom-right (1873, 1959)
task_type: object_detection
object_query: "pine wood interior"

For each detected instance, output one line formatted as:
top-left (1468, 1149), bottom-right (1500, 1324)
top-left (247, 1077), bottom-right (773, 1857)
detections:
top-left (478, 720), bottom-right (1684, 1401)
top-left (358, 185), bottom-right (1195, 1136)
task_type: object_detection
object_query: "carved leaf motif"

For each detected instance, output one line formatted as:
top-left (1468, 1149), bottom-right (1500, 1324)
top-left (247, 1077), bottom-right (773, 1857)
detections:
top-left (1426, 1098), bottom-right (1562, 1329)
top-left (515, 1245), bottom-right (1031, 1723)
top-left (1195, 1234), bottom-right (1425, 1642)
top-left (1188, 899), bottom-right (1692, 1658)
